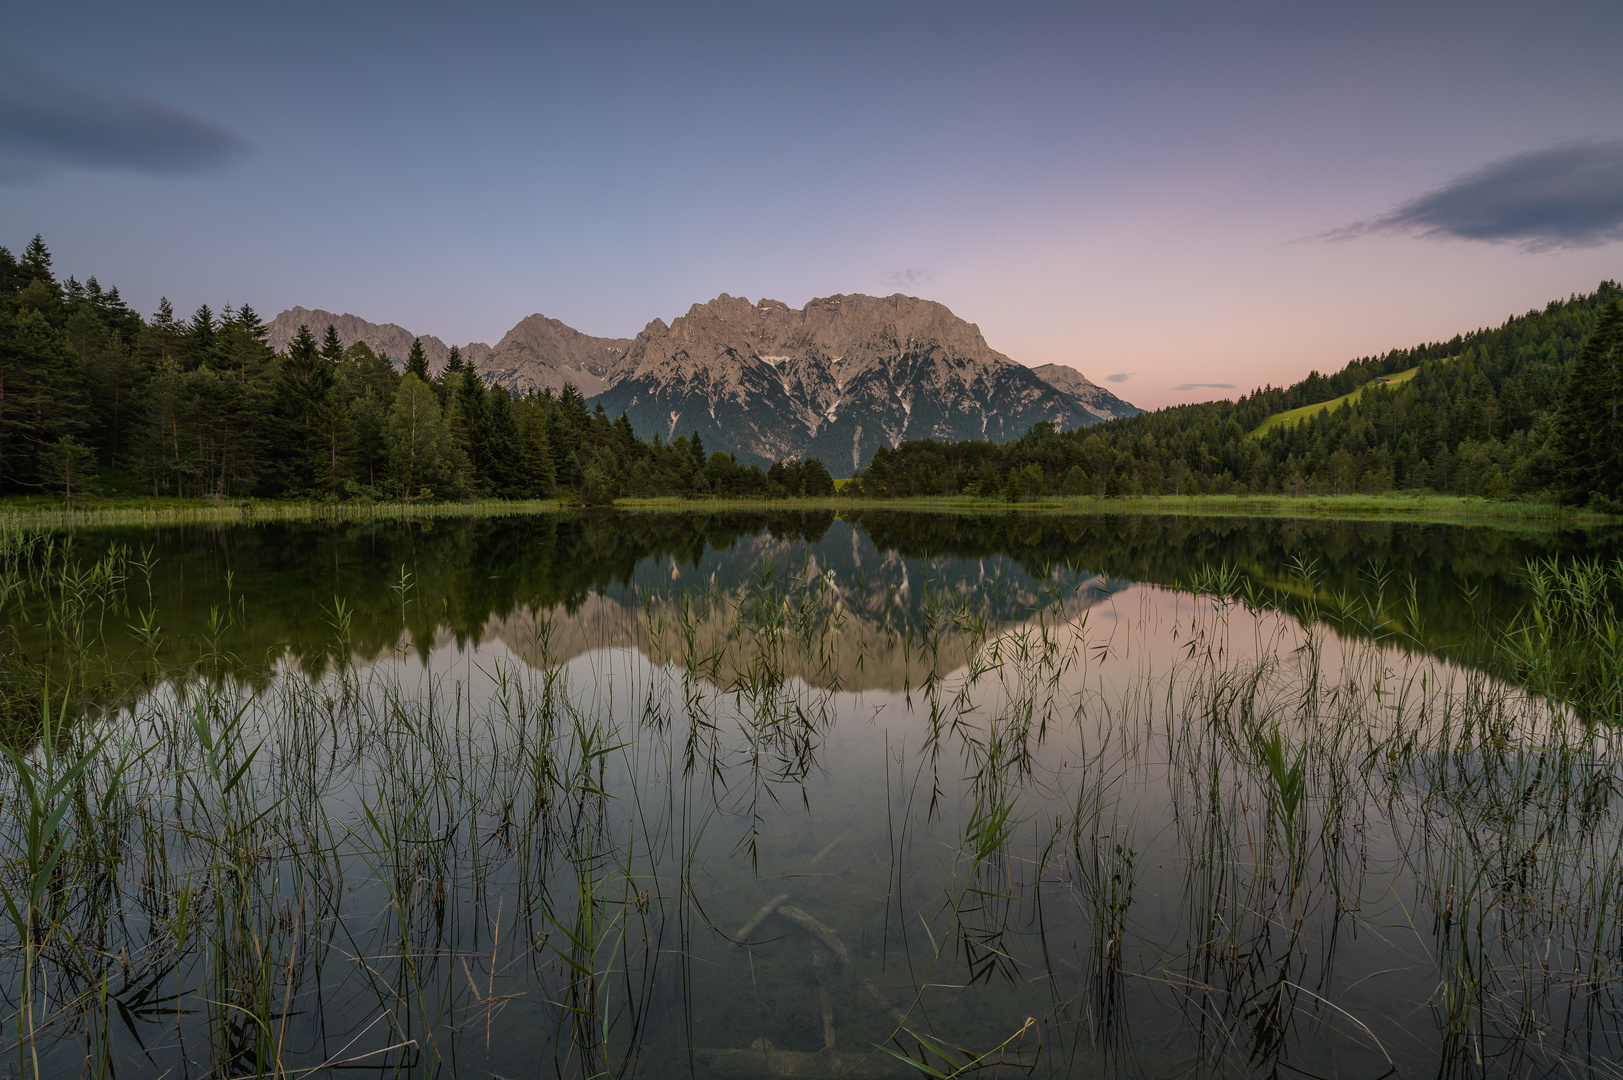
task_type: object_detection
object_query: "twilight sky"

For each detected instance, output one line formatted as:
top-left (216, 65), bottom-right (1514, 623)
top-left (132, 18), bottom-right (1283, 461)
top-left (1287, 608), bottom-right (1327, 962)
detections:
top-left (4, 0), bottom-right (1622, 410)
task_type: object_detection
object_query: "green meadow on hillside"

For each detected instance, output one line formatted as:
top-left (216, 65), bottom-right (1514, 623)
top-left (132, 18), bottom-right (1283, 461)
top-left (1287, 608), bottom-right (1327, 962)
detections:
top-left (1248, 359), bottom-right (1440, 437)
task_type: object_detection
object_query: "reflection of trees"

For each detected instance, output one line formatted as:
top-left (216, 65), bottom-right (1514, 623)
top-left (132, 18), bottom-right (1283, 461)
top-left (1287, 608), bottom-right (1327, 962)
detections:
top-left (843, 509), bottom-right (1622, 656)
top-left (14, 509), bottom-right (1615, 719)
top-left (10, 512), bottom-right (842, 706)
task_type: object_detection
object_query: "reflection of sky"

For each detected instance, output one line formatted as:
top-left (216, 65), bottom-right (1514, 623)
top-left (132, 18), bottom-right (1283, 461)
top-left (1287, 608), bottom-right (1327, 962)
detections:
top-left (7, 2), bottom-right (1623, 409)
top-left (85, 529), bottom-right (1579, 1078)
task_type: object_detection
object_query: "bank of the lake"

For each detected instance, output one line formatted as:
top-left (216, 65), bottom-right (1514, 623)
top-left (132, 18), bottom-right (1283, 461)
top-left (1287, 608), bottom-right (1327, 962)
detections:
top-left (0, 495), bottom-right (566, 529)
top-left (4, 489), bottom-right (1616, 532)
top-left (624, 490), bottom-right (1614, 527)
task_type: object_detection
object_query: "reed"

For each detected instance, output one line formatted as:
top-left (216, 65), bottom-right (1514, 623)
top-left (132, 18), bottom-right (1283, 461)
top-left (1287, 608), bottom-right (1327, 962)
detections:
top-left (0, 523), bottom-right (1619, 1078)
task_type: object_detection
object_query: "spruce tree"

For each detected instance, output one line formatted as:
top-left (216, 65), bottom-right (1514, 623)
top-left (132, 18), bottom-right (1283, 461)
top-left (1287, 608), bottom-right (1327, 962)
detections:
top-left (404, 337), bottom-right (430, 382)
top-left (1553, 300), bottom-right (1623, 507)
top-left (150, 298), bottom-right (180, 361)
top-left (20, 235), bottom-right (53, 284)
top-left (270, 324), bottom-right (334, 492)
top-left (184, 304), bottom-right (216, 370)
top-left (801, 457), bottom-right (835, 496)
top-left (320, 325), bottom-right (345, 366)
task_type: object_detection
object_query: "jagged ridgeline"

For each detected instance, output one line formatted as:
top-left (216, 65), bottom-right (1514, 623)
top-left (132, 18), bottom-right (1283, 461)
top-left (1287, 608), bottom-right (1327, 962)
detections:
top-left (266, 294), bottom-right (1141, 472)
top-left (0, 235), bottom-right (1136, 500)
top-left (850, 281), bottom-right (1623, 507)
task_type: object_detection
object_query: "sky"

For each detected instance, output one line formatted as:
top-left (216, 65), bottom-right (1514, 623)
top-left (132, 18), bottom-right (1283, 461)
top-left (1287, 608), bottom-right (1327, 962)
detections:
top-left (3, 0), bottom-right (1622, 411)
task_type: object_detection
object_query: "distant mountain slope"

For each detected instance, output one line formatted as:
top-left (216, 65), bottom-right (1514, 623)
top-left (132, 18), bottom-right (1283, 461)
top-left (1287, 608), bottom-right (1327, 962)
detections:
top-left (265, 307), bottom-right (627, 392)
top-left (480, 315), bottom-right (632, 396)
top-left (1029, 363), bottom-right (1142, 421)
top-left (265, 307), bottom-right (492, 374)
top-left (596, 293), bottom-right (1129, 472)
top-left (269, 295), bottom-right (1136, 472)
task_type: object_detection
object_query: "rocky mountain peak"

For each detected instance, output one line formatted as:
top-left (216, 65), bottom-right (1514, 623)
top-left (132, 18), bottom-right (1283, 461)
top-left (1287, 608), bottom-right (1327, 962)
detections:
top-left (479, 314), bottom-right (632, 397)
top-left (268, 292), bottom-right (1138, 475)
top-left (1030, 363), bottom-right (1142, 423)
top-left (264, 307), bottom-right (491, 373)
top-left (598, 292), bottom-right (1138, 472)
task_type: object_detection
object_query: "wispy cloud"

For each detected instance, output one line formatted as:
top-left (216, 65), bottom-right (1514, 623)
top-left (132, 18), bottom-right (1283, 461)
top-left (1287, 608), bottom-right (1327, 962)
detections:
top-left (1173, 382), bottom-right (1234, 392)
top-left (1105, 371), bottom-right (1134, 383)
top-left (880, 266), bottom-right (933, 291)
top-left (0, 56), bottom-right (250, 184)
top-left (1329, 139), bottom-right (1623, 251)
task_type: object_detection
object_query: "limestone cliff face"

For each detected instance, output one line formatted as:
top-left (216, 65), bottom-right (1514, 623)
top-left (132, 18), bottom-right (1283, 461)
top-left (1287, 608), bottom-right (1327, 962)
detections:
top-left (1029, 364), bottom-right (1142, 423)
top-left (269, 293), bottom-right (1138, 471)
top-left (479, 314), bottom-right (632, 396)
top-left (594, 293), bottom-right (1137, 472)
top-left (265, 307), bottom-right (493, 374)
top-left (264, 307), bottom-right (627, 391)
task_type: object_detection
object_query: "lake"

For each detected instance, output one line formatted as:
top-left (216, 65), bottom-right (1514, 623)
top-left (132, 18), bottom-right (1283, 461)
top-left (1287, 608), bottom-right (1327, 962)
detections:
top-left (1, 509), bottom-right (1620, 1079)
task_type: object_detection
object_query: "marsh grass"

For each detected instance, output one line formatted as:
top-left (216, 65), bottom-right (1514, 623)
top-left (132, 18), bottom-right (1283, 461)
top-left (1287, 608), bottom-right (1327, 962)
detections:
top-left (0, 523), bottom-right (1621, 1078)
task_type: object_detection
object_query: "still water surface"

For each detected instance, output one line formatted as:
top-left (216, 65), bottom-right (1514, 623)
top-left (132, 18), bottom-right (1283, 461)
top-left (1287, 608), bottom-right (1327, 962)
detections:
top-left (6, 510), bottom-right (1622, 1079)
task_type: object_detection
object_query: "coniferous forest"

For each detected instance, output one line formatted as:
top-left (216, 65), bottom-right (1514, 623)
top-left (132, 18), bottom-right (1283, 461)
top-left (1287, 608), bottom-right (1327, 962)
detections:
top-left (0, 237), bottom-right (835, 504)
top-left (2, 235), bottom-right (1618, 509)
top-left (849, 282), bottom-right (1623, 509)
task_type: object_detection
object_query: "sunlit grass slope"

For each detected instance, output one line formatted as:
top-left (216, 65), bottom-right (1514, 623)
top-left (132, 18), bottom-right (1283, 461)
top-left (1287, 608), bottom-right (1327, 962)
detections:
top-left (1249, 360), bottom-right (1441, 437)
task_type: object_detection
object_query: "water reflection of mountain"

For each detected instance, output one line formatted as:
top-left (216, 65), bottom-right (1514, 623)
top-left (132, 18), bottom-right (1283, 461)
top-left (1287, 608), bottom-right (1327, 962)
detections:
top-left (69, 514), bottom-right (1126, 693)
top-left (45, 509), bottom-right (1616, 697)
top-left (490, 562), bottom-right (1126, 692)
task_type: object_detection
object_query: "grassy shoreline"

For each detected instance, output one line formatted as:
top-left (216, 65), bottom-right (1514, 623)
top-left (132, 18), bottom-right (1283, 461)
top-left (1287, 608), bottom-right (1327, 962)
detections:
top-left (618, 491), bottom-right (1616, 527)
top-left (0, 496), bottom-right (565, 529)
top-left (1, 490), bottom-right (1613, 530)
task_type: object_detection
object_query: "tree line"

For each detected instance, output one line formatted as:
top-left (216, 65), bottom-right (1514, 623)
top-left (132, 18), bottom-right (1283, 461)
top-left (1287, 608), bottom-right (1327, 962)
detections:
top-left (846, 282), bottom-right (1623, 510)
top-left (0, 237), bottom-right (835, 504)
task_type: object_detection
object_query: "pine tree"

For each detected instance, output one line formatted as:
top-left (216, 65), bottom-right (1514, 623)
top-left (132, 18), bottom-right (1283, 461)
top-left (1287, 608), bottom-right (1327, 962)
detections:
top-left (20, 235), bottom-right (53, 285)
top-left (184, 304), bottom-right (217, 370)
top-left (219, 304), bottom-right (275, 386)
top-left (150, 298), bottom-right (180, 361)
top-left (480, 386), bottom-right (529, 497)
top-left (801, 457), bottom-right (835, 496)
top-left (518, 401), bottom-right (556, 496)
top-left (0, 306), bottom-right (86, 491)
top-left (404, 337), bottom-right (430, 382)
top-left (452, 369), bottom-right (488, 489)
top-left (312, 384), bottom-right (358, 496)
top-left (350, 389), bottom-right (388, 488)
top-left (320, 325), bottom-right (345, 366)
top-left (269, 325), bottom-right (334, 493)
top-left (1553, 300), bottom-right (1623, 507)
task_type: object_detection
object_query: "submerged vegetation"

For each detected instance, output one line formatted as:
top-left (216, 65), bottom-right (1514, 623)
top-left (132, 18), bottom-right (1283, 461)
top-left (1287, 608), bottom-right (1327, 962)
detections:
top-left (0, 511), bottom-right (1620, 1076)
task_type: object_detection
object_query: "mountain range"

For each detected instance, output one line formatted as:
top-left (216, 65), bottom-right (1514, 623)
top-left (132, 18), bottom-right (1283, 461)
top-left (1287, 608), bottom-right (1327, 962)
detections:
top-left (265, 293), bottom-right (1139, 471)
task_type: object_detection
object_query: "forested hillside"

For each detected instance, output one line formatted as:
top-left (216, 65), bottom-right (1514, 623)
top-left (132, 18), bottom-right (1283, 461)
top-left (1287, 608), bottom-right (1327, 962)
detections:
top-left (849, 281), bottom-right (1623, 508)
top-left (0, 238), bottom-right (834, 503)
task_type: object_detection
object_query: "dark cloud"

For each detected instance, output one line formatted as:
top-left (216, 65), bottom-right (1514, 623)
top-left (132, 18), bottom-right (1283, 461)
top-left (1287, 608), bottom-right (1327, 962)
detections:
top-left (880, 266), bottom-right (933, 290)
top-left (1173, 382), bottom-right (1234, 392)
top-left (1334, 140), bottom-right (1623, 251)
top-left (0, 57), bottom-right (249, 183)
top-left (1105, 371), bottom-right (1134, 383)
